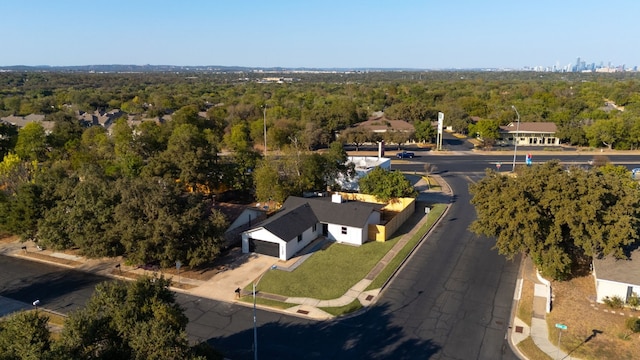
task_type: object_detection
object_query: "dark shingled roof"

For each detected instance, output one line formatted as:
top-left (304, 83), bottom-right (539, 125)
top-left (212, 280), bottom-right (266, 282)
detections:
top-left (593, 251), bottom-right (640, 285)
top-left (283, 196), bottom-right (383, 227)
top-left (261, 203), bottom-right (318, 242)
top-left (252, 196), bottom-right (382, 242)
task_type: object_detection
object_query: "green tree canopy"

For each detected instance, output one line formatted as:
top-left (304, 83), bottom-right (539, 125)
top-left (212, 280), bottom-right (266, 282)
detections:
top-left (358, 167), bottom-right (417, 202)
top-left (54, 276), bottom-right (215, 360)
top-left (470, 161), bottom-right (640, 280)
top-left (0, 123), bottom-right (18, 158)
top-left (0, 311), bottom-right (52, 360)
top-left (469, 119), bottom-right (500, 146)
top-left (414, 120), bottom-right (436, 143)
top-left (14, 122), bottom-right (47, 162)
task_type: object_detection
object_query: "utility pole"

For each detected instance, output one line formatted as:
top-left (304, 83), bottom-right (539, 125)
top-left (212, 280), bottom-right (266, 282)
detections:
top-left (262, 105), bottom-right (268, 157)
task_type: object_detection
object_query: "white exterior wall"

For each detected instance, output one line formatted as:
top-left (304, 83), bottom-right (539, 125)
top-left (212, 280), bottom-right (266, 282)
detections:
top-left (242, 228), bottom-right (286, 259)
top-left (595, 279), bottom-right (640, 303)
top-left (327, 223), bottom-right (364, 245)
top-left (366, 211), bottom-right (381, 227)
top-left (242, 224), bottom-right (322, 261)
top-left (511, 134), bottom-right (559, 146)
top-left (284, 224), bottom-right (321, 260)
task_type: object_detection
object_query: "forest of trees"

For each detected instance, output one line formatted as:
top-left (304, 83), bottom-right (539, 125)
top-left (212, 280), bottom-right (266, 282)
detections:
top-left (2, 70), bottom-right (640, 268)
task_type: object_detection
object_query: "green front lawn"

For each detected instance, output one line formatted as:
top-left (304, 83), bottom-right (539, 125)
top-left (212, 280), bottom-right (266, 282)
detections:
top-left (256, 203), bottom-right (447, 301)
top-left (257, 238), bottom-right (398, 300)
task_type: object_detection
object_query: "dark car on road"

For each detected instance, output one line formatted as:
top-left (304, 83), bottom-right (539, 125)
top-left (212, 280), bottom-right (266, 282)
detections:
top-left (396, 151), bottom-right (415, 159)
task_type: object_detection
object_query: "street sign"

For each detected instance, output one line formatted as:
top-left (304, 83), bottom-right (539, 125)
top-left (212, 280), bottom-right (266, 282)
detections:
top-left (555, 323), bottom-right (567, 330)
top-left (496, 162), bottom-right (502, 170)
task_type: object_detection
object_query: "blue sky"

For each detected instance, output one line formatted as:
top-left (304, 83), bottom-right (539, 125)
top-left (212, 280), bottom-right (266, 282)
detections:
top-left (1, 0), bottom-right (638, 69)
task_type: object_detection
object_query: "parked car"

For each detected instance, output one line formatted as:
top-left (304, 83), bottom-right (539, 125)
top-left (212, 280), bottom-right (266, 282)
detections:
top-left (396, 151), bottom-right (415, 159)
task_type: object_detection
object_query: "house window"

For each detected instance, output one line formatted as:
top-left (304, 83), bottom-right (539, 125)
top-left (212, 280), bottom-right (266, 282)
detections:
top-left (341, 227), bottom-right (347, 235)
top-left (312, 224), bottom-right (317, 232)
top-left (297, 234), bottom-right (302, 242)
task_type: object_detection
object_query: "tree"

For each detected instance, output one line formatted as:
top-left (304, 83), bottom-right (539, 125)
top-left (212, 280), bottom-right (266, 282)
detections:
top-left (253, 160), bottom-right (287, 204)
top-left (47, 112), bottom-right (84, 152)
top-left (423, 163), bottom-right (438, 189)
top-left (585, 118), bottom-right (625, 149)
top-left (0, 122), bottom-right (18, 158)
top-left (340, 127), bottom-right (372, 151)
top-left (14, 122), bottom-right (47, 162)
top-left (469, 161), bottom-right (640, 280)
top-left (555, 119), bottom-right (587, 146)
top-left (322, 141), bottom-right (355, 190)
top-left (298, 121), bottom-right (331, 150)
top-left (135, 120), bottom-right (169, 158)
top-left (358, 167), bottom-right (417, 202)
top-left (414, 120), bottom-right (436, 143)
top-left (111, 118), bottom-right (144, 177)
top-left (4, 182), bottom-right (43, 241)
top-left (164, 123), bottom-right (218, 192)
top-left (0, 311), bottom-right (52, 360)
top-left (469, 119), bottom-right (500, 147)
top-left (37, 174), bottom-right (121, 257)
top-left (112, 177), bottom-right (226, 267)
top-left (224, 122), bottom-right (252, 152)
top-left (225, 148), bottom-right (261, 191)
top-left (55, 276), bottom-right (207, 360)
top-left (383, 130), bottom-right (411, 150)
top-left (0, 153), bottom-right (38, 196)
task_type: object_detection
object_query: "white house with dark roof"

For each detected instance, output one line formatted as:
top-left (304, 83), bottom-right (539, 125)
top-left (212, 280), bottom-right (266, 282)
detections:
top-left (499, 122), bottom-right (560, 146)
top-left (592, 251), bottom-right (640, 303)
top-left (241, 194), bottom-right (383, 260)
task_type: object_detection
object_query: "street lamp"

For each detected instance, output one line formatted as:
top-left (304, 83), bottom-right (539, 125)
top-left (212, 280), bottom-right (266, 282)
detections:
top-left (253, 264), bottom-right (276, 360)
top-left (511, 105), bottom-right (521, 172)
top-left (262, 105), bottom-right (268, 157)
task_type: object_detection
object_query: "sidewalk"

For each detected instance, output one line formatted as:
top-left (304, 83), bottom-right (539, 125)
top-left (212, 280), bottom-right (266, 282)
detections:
top-left (509, 256), bottom-right (580, 360)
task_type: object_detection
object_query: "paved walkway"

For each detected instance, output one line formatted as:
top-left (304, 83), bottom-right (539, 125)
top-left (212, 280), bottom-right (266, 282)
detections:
top-left (509, 256), bottom-right (580, 359)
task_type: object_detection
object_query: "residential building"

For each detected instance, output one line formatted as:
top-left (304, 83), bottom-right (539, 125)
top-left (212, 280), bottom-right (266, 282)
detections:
top-left (592, 252), bottom-right (640, 303)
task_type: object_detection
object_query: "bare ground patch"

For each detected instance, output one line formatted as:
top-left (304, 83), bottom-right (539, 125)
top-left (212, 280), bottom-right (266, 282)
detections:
top-left (547, 275), bottom-right (640, 360)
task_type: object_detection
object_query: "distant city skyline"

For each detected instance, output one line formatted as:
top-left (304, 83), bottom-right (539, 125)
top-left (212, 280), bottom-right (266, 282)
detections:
top-left (1, 1), bottom-right (638, 70)
top-left (526, 57), bottom-right (637, 73)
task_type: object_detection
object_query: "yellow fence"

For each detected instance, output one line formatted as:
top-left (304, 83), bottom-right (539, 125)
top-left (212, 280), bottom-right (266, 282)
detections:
top-left (335, 192), bottom-right (415, 242)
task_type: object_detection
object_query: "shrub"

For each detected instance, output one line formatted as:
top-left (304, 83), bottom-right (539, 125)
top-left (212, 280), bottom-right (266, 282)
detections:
top-left (603, 295), bottom-right (625, 309)
top-left (625, 317), bottom-right (640, 333)
top-left (627, 292), bottom-right (639, 310)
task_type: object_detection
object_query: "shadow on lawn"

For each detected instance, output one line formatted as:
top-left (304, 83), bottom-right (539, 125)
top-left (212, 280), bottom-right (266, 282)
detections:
top-left (564, 329), bottom-right (604, 359)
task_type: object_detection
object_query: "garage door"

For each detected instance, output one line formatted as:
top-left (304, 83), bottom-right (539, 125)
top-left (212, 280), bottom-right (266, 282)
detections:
top-left (248, 238), bottom-right (279, 258)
